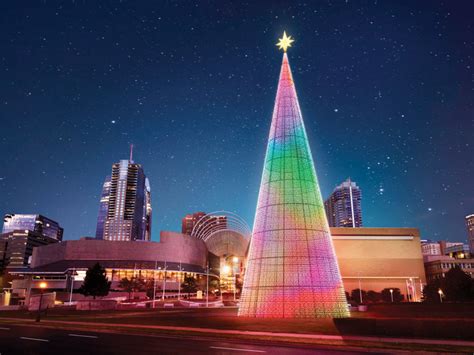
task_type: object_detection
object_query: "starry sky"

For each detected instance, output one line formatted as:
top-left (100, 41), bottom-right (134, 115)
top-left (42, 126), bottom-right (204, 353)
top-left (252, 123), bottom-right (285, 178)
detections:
top-left (1, 1), bottom-right (473, 242)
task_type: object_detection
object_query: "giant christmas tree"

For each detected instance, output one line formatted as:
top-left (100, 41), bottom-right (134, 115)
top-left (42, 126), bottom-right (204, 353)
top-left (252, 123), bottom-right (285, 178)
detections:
top-left (238, 33), bottom-right (349, 318)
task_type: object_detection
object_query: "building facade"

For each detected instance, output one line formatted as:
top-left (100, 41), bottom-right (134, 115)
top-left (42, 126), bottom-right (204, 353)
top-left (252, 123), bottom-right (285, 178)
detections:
top-left (324, 179), bottom-right (362, 228)
top-left (0, 230), bottom-right (59, 269)
top-left (466, 214), bottom-right (474, 255)
top-left (421, 240), bottom-right (441, 256)
top-left (6, 227), bottom-right (427, 304)
top-left (181, 212), bottom-right (207, 235)
top-left (97, 159), bottom-right (152, 241)
top-left (2, 214), bottom-right (63, 241)
top-left (424, 256), bottom-right (474, 282)
top-left (331, 227), bottom-right (426, 302)
top-left (95, 176), bottom-right (111, 239)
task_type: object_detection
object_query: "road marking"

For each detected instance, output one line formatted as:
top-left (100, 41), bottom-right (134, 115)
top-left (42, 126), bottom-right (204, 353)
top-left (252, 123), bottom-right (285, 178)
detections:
top-left (210, 346), bottom-right (266, 353)
top-left (20, 337), bottom-right (49, 342)
top-left (68, 333), bottom-right (98, 339)
top-left (0, 327), bottom-right (10, 330)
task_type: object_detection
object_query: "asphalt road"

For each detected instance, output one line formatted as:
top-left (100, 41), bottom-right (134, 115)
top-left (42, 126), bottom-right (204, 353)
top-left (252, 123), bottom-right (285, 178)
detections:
top-left (0, 323), bottom-right (379, 354)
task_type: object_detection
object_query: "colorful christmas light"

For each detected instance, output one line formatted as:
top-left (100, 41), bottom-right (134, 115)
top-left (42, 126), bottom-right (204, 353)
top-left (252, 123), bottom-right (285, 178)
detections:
top-left (238, 47), bottom-right (349, 318)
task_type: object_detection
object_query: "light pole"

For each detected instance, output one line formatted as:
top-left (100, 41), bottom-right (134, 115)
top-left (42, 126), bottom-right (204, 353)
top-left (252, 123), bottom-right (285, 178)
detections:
top-left (68, 269), bottom-right (76, 304)
top-left (389, 289), bottom-right (394, 303)
top-left (162, 261), bottom-right (167, 301)
top-left (358, 273), bottom-right (363, 304)
top-left (206, 262), bottom-right (209, 308)
top-left (35, 282), bottom-right (47, 322)
top-left (153, 261), bottom-right (158, 308)
top-left (178, 261), bottom-right (182, 300)
top-left (438, 289), bottom-right (443, 303)
top-left (232, 257), bottom-right (239, 301)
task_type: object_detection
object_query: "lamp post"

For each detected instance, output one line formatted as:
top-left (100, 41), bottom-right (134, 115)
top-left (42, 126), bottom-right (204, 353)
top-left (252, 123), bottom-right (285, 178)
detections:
top-left (206, 262), bottom-right (209, 308)
top-left (438, 289), bottom-right (443, 303)
top-left (153, 261), bottom-right (158, 308)
top-left (35, 282), bottom-right (47, 322)
top-left (161, 261), bottom-right (167, 301)
top-left (178, 261), bottom-right (182, 300)
top-left (68, 269), bottom-right (76, 304)
top-left (232, 257), bottom-right (239, 301)
top-left (389, 289), bottom-right (394, 303)
top-left (358, 272), bottom-right (363, 304)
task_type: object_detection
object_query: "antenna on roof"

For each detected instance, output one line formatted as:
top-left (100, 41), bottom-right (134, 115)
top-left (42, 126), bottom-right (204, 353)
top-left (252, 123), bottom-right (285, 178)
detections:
top-left (129, 144), bottom-right (134, 162)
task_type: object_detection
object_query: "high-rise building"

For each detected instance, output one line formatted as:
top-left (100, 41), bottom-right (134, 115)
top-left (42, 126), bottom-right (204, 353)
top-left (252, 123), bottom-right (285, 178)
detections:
top-left (239, 35), bottom-right (348, 318)
top-left (95, 176), bottom-right (111, 240)
top-left (0, 230), bottom-right (58, 268)
top-left (2, 214), bottom-right (63, 241)
top-left (181, 212), bottom-right (207, 235)
top-left (96, 152), bottom-right (152, 241)
top-left (466, 214), bottom-right (474, 254)
top-left (324, 178), bottom-right (362, 228)
top-left (181, 212), bottom-right (228, 237)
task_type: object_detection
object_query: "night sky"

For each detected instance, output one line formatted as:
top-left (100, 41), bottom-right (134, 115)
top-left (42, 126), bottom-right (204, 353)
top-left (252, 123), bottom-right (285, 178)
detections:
top-left (1, 1), bottom-right (473, 242)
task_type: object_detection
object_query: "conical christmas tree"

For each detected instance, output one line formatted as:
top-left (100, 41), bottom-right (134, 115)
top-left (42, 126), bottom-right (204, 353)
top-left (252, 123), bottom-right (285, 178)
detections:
top-left (239, 34), bottom-right (349, 318)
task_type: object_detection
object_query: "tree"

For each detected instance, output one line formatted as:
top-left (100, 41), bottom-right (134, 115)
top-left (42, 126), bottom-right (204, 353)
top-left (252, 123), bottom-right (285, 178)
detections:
top-left (181, 276), bottom-right (198, 298)
top-left (118, 277), bottom-right (145, 300)
top-left (344, 291), bottom-right (350, 302)
top-left (381, 288), bottom-right (403, 303)
top-left (423, 279), bottom-right (443, 303)
top-left (78, 263), bottom-right (111, 299)
top-left (366, 290), bottom-right (381, 303)
top-left (445, 266), bottom-right (472, 302)
top-left (350, 289), bottom-right (367, 304)
top-left (145, 279), bottom-right (156, 299)
top-left (423, 267), bottom-right (474, 303)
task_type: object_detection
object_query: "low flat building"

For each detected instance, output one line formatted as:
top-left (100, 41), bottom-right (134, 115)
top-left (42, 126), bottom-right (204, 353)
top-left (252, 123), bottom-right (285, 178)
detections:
top-left (331, 227), bottom-right (426, 302)
top-left (8, 227), bottom-right (427, 303)
top-left (8, 231), bottom-right (218, 302)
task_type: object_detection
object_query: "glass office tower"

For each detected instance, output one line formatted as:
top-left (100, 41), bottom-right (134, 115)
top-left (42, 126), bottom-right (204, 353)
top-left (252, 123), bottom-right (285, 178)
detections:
top-left (2, 214), bottom-right (63, 241)
top-left (95, 159), bottom-right (152, 241)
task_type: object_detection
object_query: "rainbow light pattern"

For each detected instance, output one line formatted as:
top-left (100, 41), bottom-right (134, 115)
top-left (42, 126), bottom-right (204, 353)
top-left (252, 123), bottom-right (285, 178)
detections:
top-left (238, 53), bottom-right (349, 318)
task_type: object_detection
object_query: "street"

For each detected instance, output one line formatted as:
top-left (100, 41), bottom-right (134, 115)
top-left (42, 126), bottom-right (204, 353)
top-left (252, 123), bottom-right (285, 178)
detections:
top-left (0, 323), bottom-right (378, 354)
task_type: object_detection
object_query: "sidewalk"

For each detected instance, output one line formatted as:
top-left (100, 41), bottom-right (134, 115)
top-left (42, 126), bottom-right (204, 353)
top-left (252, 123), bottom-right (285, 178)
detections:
top-left (2, 316), bottom-right (474, 350)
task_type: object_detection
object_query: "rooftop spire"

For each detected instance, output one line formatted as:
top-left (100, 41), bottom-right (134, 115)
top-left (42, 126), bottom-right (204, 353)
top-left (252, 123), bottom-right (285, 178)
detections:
top-left (129, 144), bottom-right (134, 162)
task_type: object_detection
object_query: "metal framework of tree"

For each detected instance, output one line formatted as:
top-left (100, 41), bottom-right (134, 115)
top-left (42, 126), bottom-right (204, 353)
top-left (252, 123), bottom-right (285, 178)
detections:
top-left (238, 48), bottom-right (349, 318)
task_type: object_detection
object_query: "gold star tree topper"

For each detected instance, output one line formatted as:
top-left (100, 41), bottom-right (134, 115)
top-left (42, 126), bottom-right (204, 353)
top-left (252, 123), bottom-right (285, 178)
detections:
top-left (276, 31), bottom-right (294, 52)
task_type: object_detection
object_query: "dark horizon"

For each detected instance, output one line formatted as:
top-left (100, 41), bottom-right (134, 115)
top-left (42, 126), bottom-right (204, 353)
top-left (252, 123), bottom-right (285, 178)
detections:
top-left (1, 1), bottom-right (473, 242)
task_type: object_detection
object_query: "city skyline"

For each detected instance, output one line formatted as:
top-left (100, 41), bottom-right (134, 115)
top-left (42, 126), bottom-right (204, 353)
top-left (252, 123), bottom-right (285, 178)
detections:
top-left (1, 2), bottom-right (473, 242)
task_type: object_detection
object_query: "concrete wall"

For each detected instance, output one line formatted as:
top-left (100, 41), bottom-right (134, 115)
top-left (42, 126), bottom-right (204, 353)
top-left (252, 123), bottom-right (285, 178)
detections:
top-left (31, 231), bottom-right (207, 268)
top-left (331, 227), bottom-right (426, 300)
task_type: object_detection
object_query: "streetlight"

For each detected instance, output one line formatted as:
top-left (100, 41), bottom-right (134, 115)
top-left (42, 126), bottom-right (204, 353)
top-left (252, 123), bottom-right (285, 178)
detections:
top-left (161, 261), bottom-right (167, 301)
top-left (153, 261), bottom-right (158, 308)
top-left (232, 257), bottom-right (239, 301)
top-left (68, 269), bottom-right (76, 304)
top-left (389, 289), bottom-right (394, 303)
top-left (206, 262), bottom-right (209, 308)
top-left (35, 282), bottom-right (47, 322)
top-left (438, 289), bottom-right (443, 303)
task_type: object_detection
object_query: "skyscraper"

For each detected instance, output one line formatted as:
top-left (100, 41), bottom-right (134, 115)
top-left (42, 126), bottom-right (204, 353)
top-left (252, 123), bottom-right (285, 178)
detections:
top-left (181, 212), bottom-right (207, 235)
top-left (466, 214), bottom-right (474, 254)
top-left (239, 33), bottom-right (348, 318)
top-left (2, 214), bottom-right (63, 241)
top-left (324, 178), bottom-right (362, 228)
top-left (96, 152), bottom-right (152, 241)
top-left (1, 214), bottom-right (62, 269)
